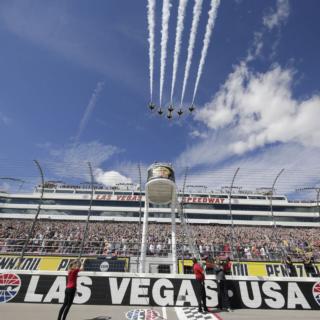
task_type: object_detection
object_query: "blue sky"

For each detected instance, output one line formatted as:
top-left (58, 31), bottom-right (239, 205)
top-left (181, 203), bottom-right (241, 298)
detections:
top-left (0, 0), bottom-right (320, 195)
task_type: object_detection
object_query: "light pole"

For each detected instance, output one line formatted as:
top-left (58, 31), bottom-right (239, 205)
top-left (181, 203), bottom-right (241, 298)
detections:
top-left (18, 160), bottom-right (44, 269)
top-left (228, 167), bottom-right (240, 259)
top-left (270, 169), bottom-right (285, 232)
top-left (137, 163), bottom-right (143, 271)
top-left (79, 162), bottom-right (94, 259)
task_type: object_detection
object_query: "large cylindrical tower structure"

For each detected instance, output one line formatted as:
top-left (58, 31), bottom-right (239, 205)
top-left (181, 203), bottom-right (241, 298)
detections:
top-left (139, 163), bottom-right (178, 273)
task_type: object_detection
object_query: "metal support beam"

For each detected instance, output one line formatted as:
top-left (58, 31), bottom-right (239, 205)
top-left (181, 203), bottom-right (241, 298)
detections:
top-left (171, 191), bottom-right (177, 274)
top-left (78, 162), bottom-right (94, 259)
top-left (229, 167), bottom-right (240, 259)
top-left (18, 160), bottom-right (44, 269)
top-left (270, 168), bottom-right (285, 230)
top-left (139, 190), bottom-right (149, 273)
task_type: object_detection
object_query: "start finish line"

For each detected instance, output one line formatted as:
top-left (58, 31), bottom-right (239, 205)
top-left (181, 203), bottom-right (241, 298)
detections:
top-left (1, 271), bottom-right (320, 310)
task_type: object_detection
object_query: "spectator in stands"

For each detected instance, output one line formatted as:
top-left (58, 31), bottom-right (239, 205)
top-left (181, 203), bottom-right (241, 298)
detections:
top-left (260, 246), bottom-right (266, 260)
top-left (0, 219), bottom-right (320, 261)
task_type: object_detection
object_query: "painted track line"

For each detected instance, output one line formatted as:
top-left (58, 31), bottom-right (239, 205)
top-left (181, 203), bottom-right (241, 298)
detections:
top-left (162, 306), bottom-right (167, 319)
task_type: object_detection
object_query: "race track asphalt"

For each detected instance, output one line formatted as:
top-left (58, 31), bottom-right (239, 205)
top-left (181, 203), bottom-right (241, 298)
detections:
top-left (1, 304), bottom-right (320, 320)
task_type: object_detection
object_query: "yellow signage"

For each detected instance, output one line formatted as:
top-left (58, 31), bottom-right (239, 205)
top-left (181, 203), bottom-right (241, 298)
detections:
top-left (0, 255), bottom-right (128, 271)
top-left (178, 259), bottom-right (320, 277)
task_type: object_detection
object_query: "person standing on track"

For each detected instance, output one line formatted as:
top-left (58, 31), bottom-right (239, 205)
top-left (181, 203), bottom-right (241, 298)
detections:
top-left (192, 257), bottom-right (208, 313)
top-left (58, 259), bottom-right (83, 320)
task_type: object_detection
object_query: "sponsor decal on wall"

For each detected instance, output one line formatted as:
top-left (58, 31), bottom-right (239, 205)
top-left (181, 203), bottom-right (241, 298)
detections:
top-left (178, 259), bottom-right (320, 277)
top-left (312, 282), bottom-right (320, 306)
top-left (0, 273), bottom-right (21, 303)
top-left (3, 273), bottom-right (320, 310)
top-left (0, 255), bottom-right (128, 272)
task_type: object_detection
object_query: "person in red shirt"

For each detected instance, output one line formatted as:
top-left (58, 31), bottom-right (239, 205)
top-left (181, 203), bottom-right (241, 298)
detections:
top-left (192, 257), bottom-right (208, 313)
top-left (58, 259), bottom-right (82, 320)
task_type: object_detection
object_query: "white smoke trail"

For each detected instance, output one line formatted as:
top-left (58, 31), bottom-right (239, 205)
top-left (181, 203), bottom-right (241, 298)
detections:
top-left (170, 0), bottom-right (188, 104)
top-left (75, 81), bottom-right (105, 141)
top-left (147, 0), bottom-right (156, 101)
top-left (192, 0), bottom-right (220, 104)
top-left (180, 0), bottom-right (203, 106)
top-left (159, 0), bottom-right (172, 107)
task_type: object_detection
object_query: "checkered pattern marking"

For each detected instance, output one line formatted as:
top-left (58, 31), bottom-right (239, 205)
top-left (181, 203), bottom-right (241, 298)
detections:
top-left (182, 307), bottom-right (214, 319)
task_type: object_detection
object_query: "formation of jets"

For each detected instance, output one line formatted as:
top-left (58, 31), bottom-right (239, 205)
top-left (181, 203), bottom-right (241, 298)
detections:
top-left (148, 102), bottom-right (195, 119)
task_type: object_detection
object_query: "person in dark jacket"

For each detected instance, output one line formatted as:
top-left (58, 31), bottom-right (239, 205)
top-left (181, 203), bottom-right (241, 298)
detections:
top-left (303, 254), bottom-right (316, 277)
top-left (192, 257), bottom-right (208, 313)
top-left (214, 258), bottom-right (231, 311)
top-left (284, 255), bottom-right (297, 277)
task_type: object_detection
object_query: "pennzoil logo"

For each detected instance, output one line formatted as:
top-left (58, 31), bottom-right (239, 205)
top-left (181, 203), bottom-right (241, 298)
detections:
top-left (0, 273), bottom-right (21, 303)
top-left (312, 282), bottom-right (320, 306)
top-left (125, 309), bottom-right (160, 320)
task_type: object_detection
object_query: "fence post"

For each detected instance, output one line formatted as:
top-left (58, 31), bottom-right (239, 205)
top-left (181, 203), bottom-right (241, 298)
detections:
top-left (18, 160), bottom-right (44, 269)
top-left (137, 163), bottom-right (143, 271)
top-left (229, 167), bottom-right (240, 260)
top-left (78, 162), bottom-right (94, 259)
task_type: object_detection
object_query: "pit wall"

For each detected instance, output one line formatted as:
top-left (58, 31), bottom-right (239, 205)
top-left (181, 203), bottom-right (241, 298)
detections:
top-left (1, 271), bottom-right (320, 310)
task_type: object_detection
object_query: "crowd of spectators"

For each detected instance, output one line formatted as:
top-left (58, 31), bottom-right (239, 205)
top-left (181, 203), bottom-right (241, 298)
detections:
top-left (0, 218), bottom-right (319, 261)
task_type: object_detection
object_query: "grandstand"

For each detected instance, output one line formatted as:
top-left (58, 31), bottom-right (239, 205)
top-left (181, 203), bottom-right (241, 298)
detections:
top-left (1, 160), bottom-right (320, 274)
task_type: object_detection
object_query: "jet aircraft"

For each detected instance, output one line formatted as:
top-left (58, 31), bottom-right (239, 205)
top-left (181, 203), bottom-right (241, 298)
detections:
top-left (148, 102), bottom-right (156, 111)
top-left (189, 104), bottom-right (195, 113)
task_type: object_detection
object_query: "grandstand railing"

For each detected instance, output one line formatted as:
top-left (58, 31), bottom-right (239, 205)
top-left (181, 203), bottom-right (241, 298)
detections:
top-left (0, 238), bottom-right (319, 262)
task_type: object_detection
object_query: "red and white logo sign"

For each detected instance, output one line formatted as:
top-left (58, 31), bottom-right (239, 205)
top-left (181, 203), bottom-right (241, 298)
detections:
top-left (312, 282), bottom-right (320, 306)
top-left (0, 273), bottom-right (21, 303)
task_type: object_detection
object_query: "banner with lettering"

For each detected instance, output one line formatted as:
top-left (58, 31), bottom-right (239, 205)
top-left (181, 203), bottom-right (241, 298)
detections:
top-left (1, 273), bottom-right (320, 310)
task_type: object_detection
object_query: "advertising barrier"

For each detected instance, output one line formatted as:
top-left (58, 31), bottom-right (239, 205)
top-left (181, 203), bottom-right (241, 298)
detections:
top-left (1, 271), bottom-right (320, 310)
top-left (0, 255), bottom-right (128, 272)
top-left (1, 255), bottom-right (319, 277)
top-left (178, 259), bottom-right (320, 277)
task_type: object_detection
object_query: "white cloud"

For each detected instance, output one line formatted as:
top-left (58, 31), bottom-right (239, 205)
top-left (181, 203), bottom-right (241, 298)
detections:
top-left (263, 0), bottom-right (290, 30)
top-left (75, 81), bottom-right (105, 141)
top-left (94, 169), bottom-right (132, 186)
top-left (195, 63), bottom-right (320, 155)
